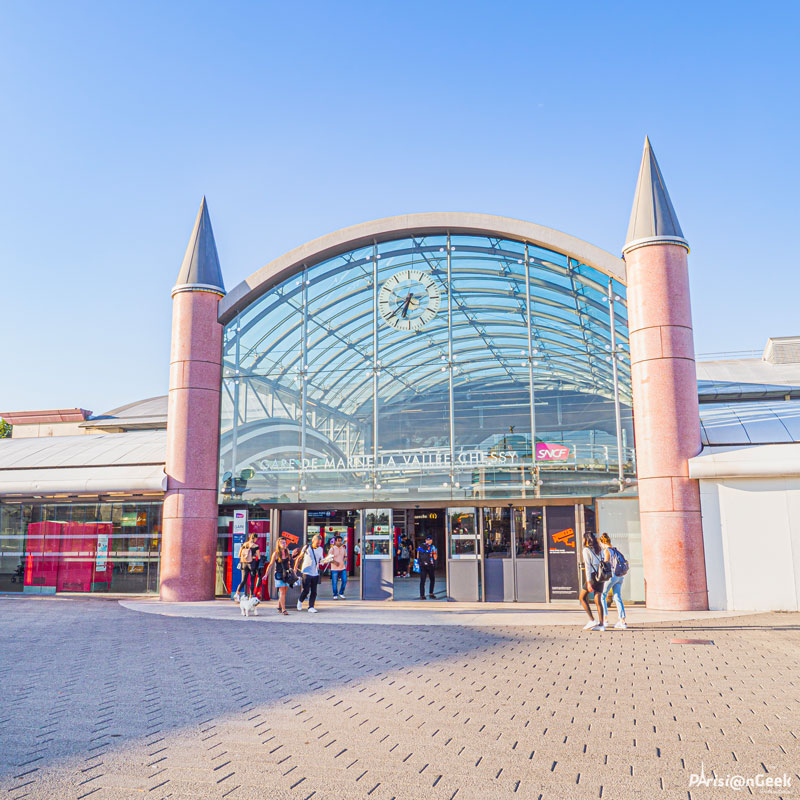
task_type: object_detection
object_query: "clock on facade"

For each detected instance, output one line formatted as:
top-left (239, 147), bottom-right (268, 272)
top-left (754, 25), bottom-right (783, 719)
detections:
top-left (378, 270), bottom-right (442, 331)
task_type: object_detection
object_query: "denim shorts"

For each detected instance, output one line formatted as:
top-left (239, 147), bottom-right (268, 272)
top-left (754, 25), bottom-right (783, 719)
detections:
top-left (275, 579), bottom-right (288, 588)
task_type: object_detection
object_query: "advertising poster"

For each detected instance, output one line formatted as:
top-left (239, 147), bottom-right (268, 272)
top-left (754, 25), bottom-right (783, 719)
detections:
top-left (95, 532), bottom-right (109, 571)
top-left (547, 506), bottom-right (579, 600)
top-left (280, 510), bottom-right (305, 552)
top-left (128, 545), bottom-right (144, 574)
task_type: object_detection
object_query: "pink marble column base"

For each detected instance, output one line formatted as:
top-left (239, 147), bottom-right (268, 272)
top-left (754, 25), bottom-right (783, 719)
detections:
top-left (639, 511), bottom-right (707, 610)
top-left (160, 516), bottom-right (218, 602)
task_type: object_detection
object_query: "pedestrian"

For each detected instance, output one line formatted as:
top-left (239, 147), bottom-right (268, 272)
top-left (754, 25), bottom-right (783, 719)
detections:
top-left (266, 536), bottom-right (293, 614)
top-left (295, 534), bottom-right (324, 613)
top-left (328, 535), bottom-right (348, 599)
top-left (599, 533), bottom-right (628, 629)
top-left (354, 538), bottom-right (361, 569)
top-left (417, 535), bottom-right (438, 599)
top-left (397, 537), bottom-right (411, 577)
top-left (579, 532), bottom-right (605, 631)
top-left (233, 532), bottom-right (260, 601)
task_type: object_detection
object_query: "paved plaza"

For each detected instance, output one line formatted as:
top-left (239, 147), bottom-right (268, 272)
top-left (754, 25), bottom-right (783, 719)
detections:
top-left (1, 598), bottom-right (798, 800)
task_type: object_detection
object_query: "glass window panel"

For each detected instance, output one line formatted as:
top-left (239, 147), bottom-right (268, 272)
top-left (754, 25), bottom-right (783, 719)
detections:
top-left (515, 507), bottom-right (544, 558)
top-left (449, 507), bottom-right (478, 558)
top-left (363, 509), bottom-right (392, 558)
top-left (482, 507), bottom-right (511, 558)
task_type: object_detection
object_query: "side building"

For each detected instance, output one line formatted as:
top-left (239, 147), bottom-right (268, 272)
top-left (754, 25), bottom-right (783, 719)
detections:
top-left (0, 399), bottom-right (167, 593)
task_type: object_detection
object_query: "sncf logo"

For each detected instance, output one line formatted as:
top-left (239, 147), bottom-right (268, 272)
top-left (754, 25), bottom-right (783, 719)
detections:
top-left (535, 442), bottom-right (571, 461)
top-left (552, 527), bottom-right (575, 548)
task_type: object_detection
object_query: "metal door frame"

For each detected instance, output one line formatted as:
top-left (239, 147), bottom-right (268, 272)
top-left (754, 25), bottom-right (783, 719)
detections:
top-left (445, 507), bottom-right (480, 602)
top-left (359, 508), bottom-right (394, 600)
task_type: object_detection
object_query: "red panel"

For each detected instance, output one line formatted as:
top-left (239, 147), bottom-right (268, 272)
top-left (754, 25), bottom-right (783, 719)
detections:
top-left (24, 521), bottom-right (62, 589)
top-left (57, 523), bottom-right (95, 592)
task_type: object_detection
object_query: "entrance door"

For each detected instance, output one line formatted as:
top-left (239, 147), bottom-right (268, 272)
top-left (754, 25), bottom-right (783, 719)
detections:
top-left (447, 508), bottom-right (480, 601)
top-left (513, 507), bottom-right (545, 601)
top-left (482, 507), bottom-right (514, 601)
top-left (361, 509), bottom-right (393, 600)
top-left (413, 509), bottom-right (446, 600)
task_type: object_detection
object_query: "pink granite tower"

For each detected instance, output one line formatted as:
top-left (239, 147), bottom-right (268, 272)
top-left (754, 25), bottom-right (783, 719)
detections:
top-left (623, 138), bottom-right (708, 611)
top-left (160, 198), bottom-right (225, 602)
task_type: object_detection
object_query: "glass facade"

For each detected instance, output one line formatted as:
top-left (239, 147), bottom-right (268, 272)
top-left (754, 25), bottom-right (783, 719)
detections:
top-left (0, 501), bottom-right (162, 594)
top-left (219, 233), bottom-right (633, 506)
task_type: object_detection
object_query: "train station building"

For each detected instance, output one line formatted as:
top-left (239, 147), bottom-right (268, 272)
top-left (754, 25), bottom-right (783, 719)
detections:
top-left (3, 139), bottom-right (800, 611)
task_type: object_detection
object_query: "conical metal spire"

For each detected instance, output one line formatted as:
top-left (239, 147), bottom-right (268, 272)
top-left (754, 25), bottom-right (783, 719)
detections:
top-left (173, 197), bottom-right (226, 296)
top-left (623, 137), bottom-right (688, 254)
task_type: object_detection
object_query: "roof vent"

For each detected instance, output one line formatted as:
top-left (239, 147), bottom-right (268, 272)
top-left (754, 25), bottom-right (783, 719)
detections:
top-left (763, 336), bottom-right (800, 364)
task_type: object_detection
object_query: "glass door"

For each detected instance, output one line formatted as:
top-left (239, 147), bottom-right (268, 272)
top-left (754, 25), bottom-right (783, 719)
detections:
top-left (481, 507), bottom-right (514, 601)
top-left (447, 508), bottom-right (480, 601)
top-left (361, 509), bottom-right (393, 600)
top-left (513, 507), bottom-right (545, 601)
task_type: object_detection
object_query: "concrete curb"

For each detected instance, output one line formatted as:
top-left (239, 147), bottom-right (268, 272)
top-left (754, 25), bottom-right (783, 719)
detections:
top-left (119, 599), bottom-right (753, 627)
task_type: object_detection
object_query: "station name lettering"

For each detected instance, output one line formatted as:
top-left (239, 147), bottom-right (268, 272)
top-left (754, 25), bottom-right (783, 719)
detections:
top-left (255, 448), bottom-right (520, 474)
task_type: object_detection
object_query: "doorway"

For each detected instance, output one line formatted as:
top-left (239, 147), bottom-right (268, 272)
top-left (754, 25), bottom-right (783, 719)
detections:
top-left (393, 508), bottom-right (446, 601)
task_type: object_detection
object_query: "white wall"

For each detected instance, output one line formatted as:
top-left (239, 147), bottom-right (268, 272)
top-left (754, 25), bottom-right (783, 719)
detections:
top-left (700, 478), bottom-right (800, 611)
top-left (596, 497), bottom-right (643, 603)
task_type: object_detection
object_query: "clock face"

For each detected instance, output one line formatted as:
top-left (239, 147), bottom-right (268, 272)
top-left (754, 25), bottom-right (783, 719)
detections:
top-left (378, 270), bottom-right (442, 331)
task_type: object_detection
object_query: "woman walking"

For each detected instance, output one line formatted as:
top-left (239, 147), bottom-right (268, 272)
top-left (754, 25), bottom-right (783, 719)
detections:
top-left (295, 534), bottom-right (324, 614)
top-left (599, 533), bottom-right (628, 629)
top-left (579, 532), bottom-right (605, 631)
top-left (233, 532), bottom-right (260, 601)
top-left (266, 536), bottom-right (293, 615)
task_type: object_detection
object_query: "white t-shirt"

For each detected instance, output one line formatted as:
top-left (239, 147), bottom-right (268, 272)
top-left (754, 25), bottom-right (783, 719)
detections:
top-left (300, 546), bottom-right (324, 576)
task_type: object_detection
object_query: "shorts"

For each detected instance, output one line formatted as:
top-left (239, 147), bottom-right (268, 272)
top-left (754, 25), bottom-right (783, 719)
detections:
top-left (275, 579), bottom-right (288, 588)
top-left (582, 572), bottom-right (602, 593)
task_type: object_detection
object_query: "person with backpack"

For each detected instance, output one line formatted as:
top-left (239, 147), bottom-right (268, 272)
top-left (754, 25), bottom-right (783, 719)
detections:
top-left (397, 537), bottom-right (411, 577)
top-left (599, 533), bottom-right (628, 629)
top-left (295, 534), bottom-right (325, 613)
top-left (579, 532), bottom-right (606, 631)
top-left (417, 535), bottom-right (438, 599)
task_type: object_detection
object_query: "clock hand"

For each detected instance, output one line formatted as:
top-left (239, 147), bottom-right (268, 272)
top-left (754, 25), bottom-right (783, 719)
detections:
top-left (386, 293), bottom-right (411, 319)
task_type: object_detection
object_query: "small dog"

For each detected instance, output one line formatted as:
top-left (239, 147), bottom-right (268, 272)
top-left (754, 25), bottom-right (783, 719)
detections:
top-left (239, 596), bottom-right (260, 617)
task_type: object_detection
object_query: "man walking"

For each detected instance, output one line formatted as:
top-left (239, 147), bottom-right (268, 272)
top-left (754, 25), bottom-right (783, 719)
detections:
top-left (417, 535), bottom-right (438, 599)
top-left (329, 534), bottom-right (347, 599)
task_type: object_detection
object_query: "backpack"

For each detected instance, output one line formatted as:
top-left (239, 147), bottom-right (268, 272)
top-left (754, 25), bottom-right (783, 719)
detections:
top-left (610, 547), bottom-right (629, 577)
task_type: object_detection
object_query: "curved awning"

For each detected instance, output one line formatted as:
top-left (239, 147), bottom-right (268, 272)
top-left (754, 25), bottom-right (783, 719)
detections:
top-left (219, 213), bottom-right (626, 324)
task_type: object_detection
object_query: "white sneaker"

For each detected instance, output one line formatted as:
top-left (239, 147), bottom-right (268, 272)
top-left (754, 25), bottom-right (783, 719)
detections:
top-left (339, 593), bottom-right (346, 599)
top-left (583, 620), bottom-right (596, 630)
top-left (233, 593), bottom-right (240, 602)
top-left (297, 600), bottom-right (302, 611)
top-left (333, 595), bottom-right (340, 600)
top-left (308, 607), bottom-right (318, 614)
top-left (592, 625), bottom-right (605, 632)
top-left (615, 620), bottom-right (628, 629)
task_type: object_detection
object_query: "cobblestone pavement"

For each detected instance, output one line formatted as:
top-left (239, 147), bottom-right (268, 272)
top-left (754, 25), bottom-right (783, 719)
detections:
top-left (0, 598), bottom-right (798, 800)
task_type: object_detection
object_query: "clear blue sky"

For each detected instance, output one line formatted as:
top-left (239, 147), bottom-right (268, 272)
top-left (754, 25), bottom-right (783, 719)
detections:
top-left (1, 0), bottom-right (798, 413)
